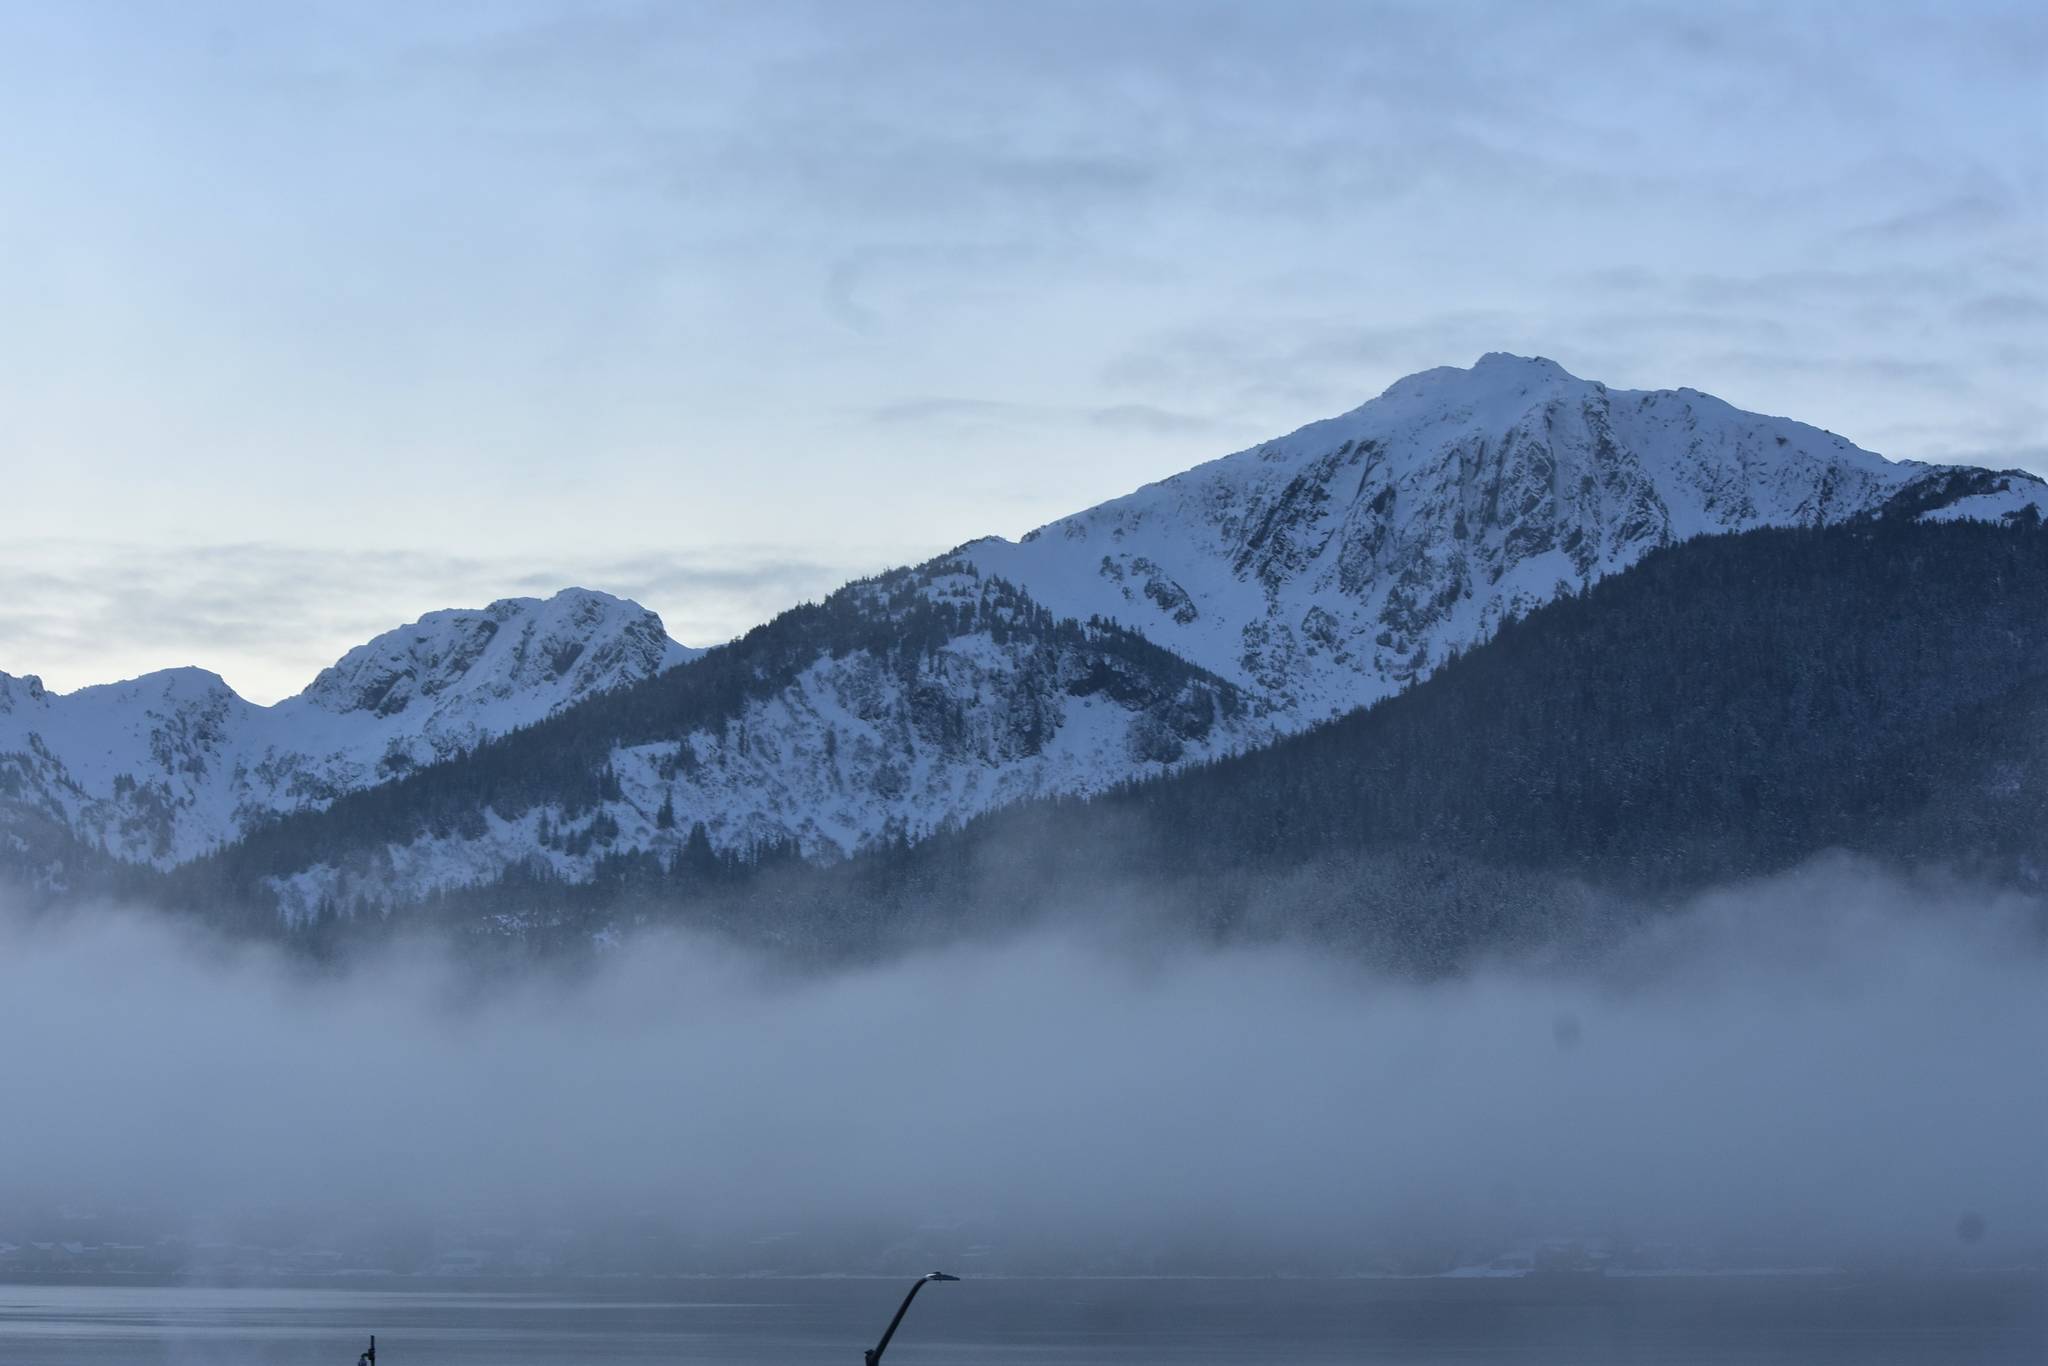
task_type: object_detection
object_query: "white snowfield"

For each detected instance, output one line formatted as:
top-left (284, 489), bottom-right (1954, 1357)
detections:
top-left (966, 353), bottom-right (2047, 721)
top-left (5, 353), bottom-right (2042, 905)
top-left (0, 589), bottom-right (698, 866)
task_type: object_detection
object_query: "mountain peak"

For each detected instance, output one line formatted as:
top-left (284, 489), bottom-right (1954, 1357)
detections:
top-left (1366, 351), bottom-right (1585, 416)
top-left (69, 666), bottom-right (241, 706)
top-left (0, 587), bottom-right (705, 869)
top-left (0, 672), bottom-right (48, 711)
top-left (297, 588), bottom-right (695, 719)
top-left (479, 586), bottom-right (629, 621)
top-left (968, 356), bottom-right (2047, 719)
top-left (1471, 351), bottom-right (1576, 378)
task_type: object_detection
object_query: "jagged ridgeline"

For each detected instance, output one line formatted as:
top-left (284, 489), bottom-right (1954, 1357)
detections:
top-left (160, 560), bottom-right (1249, 932)
top-left (625, 518), bottom-right (2046, 971)
top-left (173, 518), bottom-right (2048, 966)
top-left (0, 589), bottom-right (700, 870)
top-left (9, 355), bottom-right (2046, 962)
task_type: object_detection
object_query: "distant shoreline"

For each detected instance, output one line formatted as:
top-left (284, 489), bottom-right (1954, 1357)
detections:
top-left (3, 1267), bottom-right (2041, 1294)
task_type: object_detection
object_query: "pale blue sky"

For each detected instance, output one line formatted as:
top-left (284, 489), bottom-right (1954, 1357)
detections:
top-left (3, 1), bottom-right (2042, 701)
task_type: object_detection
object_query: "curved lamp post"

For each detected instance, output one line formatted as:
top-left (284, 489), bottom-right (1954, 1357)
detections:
top-left (863, 1272), bottom-right (959, 1366)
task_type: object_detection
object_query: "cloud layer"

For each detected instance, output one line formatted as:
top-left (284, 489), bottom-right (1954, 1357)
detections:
top-left (4, 859), bottom-right (2042, 1269)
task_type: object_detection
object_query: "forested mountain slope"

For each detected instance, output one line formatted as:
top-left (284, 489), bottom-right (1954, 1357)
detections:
top-left (165, 561), bottom-right (1256, 926)
top-left (388, 518), bottom-right (2047, 971)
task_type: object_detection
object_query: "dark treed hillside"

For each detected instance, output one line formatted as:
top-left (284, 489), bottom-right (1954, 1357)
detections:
top-left (1114, 515), bottom-right (2048, 885)
top-left (0, 799), bottom-right (120, 901)
top-left (280, 518), bottom-right (2048, 972)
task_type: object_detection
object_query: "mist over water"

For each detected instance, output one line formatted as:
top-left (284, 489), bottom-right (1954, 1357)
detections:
top-left (3, 857), bottom-right (2043, 1273)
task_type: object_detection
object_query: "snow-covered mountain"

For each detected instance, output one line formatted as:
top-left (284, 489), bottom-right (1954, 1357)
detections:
top-left (966, 353), bottom-right (2047, 719)
top-left (9, 352), bottom-right (2043, 917)
top-left (248, 564), bottom-right (1260, 919)
top-left (0, 589), bottom-right (698, 867)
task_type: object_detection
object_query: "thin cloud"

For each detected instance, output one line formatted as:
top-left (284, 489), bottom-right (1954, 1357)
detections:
top-left (1844, 192), bottom-right (2021, 244)
top-left (866, 396), bottom-right (1232, 440)
top-left (1100, 312), bottom-right (1528, 419)
top-left (0, 541), bottom-right (883, 703)
top-left (868, 397), bottom-right (1030, 427)
top-left (1956, 291), bottom-right (2048, 326)
top-left (1689, 348), bottom-right (1971, 393)
top-left (1086, 403), bottom-right (1227, 437)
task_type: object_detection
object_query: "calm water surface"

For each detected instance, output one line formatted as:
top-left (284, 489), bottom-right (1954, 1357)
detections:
top-left (0, 1276), bottom-right (2041, 1365)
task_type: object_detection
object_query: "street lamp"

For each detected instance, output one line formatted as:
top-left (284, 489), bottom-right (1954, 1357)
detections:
top-left (863, 1272), bottom-right (960, 1366)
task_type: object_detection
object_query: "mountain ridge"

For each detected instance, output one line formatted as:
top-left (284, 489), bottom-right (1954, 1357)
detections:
top-left (181, 560), bottom-right (1260, 923)
top-left (268, 518), bottom-right (2048, 970)
top-left (0, 588), bottom-right (699, 866)
top-left (963, 353), bottom-right (2045, 718)
top-left (548, 518), bottom-right (2048, 972)
top-left (6, 354), bottom-right (2042, 911)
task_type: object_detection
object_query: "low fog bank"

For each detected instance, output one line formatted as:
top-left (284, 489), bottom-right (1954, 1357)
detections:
top-left (2, 858), bottom-right (2043, 1275)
